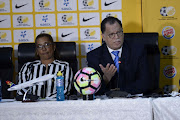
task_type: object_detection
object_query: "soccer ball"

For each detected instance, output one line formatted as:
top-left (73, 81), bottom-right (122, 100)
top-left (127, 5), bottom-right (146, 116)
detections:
top-left (39, 0), bottom-right (44, 8)
top-left (106, 13), bottom-right (112, 18)
top-left (17, 16), bottom-right (23, 23)
top-left (163, 85), bottom-right (178, 94)
top-left (84, 29), bottom-right (90, 36)
top-left (161, 46), bottom-right (169, 55)
top-left (74, 67), bottom-right (101, 95)
top-left (160, 7), bottom-right (167, 16)
top-left (83, 0), bottom-right (88, 6)
top-left (62, 15), bottom-right (67, 22)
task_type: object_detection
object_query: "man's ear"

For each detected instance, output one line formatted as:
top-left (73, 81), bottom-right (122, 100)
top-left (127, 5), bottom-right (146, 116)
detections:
top-left (102, 33), bottom-right (105, 41)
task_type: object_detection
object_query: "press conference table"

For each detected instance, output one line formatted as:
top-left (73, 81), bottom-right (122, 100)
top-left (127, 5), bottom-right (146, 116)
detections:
top-left (1, 97), bottom-right (180, 120)
top-left (0, 97), bottom-right (153, 120)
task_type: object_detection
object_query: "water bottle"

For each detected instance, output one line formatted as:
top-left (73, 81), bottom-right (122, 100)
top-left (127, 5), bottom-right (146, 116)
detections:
top-left (0, 80), bottom-right (2, 102)
top-left (56, 71), bottom-right (65, 101)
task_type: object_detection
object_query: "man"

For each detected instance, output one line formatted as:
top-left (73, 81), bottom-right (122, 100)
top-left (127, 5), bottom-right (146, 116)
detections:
top-left (87, 17), bottom-right (151, 95)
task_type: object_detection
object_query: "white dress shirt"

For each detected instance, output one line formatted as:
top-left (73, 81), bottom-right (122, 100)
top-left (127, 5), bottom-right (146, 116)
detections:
top-left (107, 46), bottom-right (123, 60)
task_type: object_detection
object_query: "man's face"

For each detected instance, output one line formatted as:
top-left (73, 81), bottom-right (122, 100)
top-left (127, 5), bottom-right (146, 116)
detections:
top-left (36, 36), bottom-right (55, 61)
top-left (102, 21), bottom-right (124, 50)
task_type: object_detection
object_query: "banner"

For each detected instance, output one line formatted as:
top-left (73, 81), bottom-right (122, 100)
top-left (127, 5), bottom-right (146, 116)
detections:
top-left (0, 0), bottom-right (142, 82)
top-left (142, 0), bottom-right (180, 93)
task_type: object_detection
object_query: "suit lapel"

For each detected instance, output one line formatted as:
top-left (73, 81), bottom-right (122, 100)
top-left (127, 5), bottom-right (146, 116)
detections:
top-left (118, 42), bottom-right (131, 89)
top-left (121, 42), bottom-right (130, 65)
top-left (101, 43), bottom-right (114, 66)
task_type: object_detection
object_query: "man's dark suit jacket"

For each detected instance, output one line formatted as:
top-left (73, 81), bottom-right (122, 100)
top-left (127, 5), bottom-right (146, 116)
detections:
top-left (87, 41), bottom-right (151, 95)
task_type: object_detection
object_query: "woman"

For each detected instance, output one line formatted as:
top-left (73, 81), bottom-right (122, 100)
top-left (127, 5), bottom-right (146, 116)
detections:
top-left (17, 33), bottom-right (73, 99)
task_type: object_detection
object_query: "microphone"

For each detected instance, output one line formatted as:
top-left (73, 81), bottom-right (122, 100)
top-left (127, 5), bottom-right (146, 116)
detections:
top-left (118, 58), bottom-right (122, 64)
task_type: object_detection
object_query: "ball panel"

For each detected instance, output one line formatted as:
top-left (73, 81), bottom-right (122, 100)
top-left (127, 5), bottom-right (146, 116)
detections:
top-left (82, 87), bottom-right (95, 95)
top-left (74, 82), bottom-right (80, 93)
top-left (76, 74), bottom-right (89, 87)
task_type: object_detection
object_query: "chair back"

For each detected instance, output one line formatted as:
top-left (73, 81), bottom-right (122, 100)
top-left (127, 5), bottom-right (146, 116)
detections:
top-left (0, 47), bottom-right (14, 98)
top-left (18, 42), bottom-right (78, 74)
top-left (124, 32), bottom-right (160, 91)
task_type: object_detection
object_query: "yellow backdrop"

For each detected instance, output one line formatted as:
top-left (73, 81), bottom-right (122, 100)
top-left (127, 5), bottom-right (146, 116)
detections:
top-left (142, 0), bottom-right (180, 92)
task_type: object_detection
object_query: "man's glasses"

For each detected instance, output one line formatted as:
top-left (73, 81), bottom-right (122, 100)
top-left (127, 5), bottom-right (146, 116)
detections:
top-left (36, 43), bottom-right (52, 49)
top-left (108, 31), bottom-right (123, 39)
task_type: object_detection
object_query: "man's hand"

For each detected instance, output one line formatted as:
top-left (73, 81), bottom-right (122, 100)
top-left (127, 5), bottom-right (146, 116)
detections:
top-left (99, 63), bottom-right (117, 84)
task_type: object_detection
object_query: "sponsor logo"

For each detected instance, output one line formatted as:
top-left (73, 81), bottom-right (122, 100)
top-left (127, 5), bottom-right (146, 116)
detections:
top-left (63, 0), bottom-right (69, 6)
top-left (0, 31), bottom-right (11, 43)
top-left (62, 15), bottom-right (73, 22)
top-left (18, 31), bottom-right (29, 42)
top-left (163, 85), bottom-right (178, 94)
top-left (87, 43), bottom-right (94, 51)
top-left (104, 1), bottom-right (117, 6)
top-left (83, 17), bottom-right (95, 22)
top-left (60, 0), bottom-right (73, 11)
top-left (160, 6), bottom-right (175, 16)
top-left (61, 32), bottom-right (73, 37)
top-left (0, 1), bottom-right (5, 8)
top-left (0, 19), bottom-right (6, 23)
top-left (17, 16), bottom-right (29, 24)
top-left (106, 13), bottom-right (118, 18)
top-left (84, 29), bottom-right (96, 37)
top-left (39, 0), bottom-right (50, 8)
top-left (42, 15), bottom-right (48, 22)
top-left (162, 26), bottom-right (175, 39)
top-left (161, 46), bottom-right (177, 56)
top-left (20, 31), bottom-right (26, 38)
top-left (83, 0), bottom-right (94, 7)
top-left (40, 15), bottom-right (51, 26)
top-left (15, 3), bottom-right (28, 9)
top-left (0, 32), bottom-right (7, 39)
top-left (163, 65), bottom-right (176, 79)
top-left (40, 30), bottom-right (51, 35)
top-left (159, 6), bottom-right (177, 20)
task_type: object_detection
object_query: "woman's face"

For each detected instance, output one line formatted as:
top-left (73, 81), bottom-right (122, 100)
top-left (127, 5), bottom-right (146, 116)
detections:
top-left (36, 36), bottom-right (55, 61)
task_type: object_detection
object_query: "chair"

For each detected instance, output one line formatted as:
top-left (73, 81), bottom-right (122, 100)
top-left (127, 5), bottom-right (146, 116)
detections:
top-left (18, 42), bottom-right (78, 74)
top-left (18, 42), bottom-right (78, 95)
top-left (124, 32), bottom-right (160, 93)
top-left (0, 47), bottom-right (14, 98)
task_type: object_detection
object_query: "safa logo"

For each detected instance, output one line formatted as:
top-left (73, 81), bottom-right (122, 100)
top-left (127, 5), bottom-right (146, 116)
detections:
top-left (161, 46), bottom-right (177, 56)
top-left (83, 0), bottom-right (94, 7)
top-left (17, 16), bottom-right (29, 24)
top-left (0, 32), bottom-right (7, 39)
top-left (84, 29), bottom-right (96, 37)
top-left (0, 1), bottom-right (5, 8)
top-left (62, 15), bottom-right (73, 22)
top-left (106, 13), bottom-right (118, 18)
top-left (160, 6), bottom-right (176, 16)
top-left (163, 65), bottom-right (176, 79)
top-left (162, 26), bottom-right (175, 39)
top-left (40, 30), bottom-right (51, 35)
top-left (39, 0), bottom-right (50, 8)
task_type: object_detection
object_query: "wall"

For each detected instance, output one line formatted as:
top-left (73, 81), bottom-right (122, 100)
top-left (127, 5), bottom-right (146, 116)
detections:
top-left (0, 0), bottom-right (142, 83)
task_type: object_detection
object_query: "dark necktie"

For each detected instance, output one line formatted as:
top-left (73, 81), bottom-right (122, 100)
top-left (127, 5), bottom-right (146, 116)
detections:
top-left (112, 51), bottom-right (119, 72)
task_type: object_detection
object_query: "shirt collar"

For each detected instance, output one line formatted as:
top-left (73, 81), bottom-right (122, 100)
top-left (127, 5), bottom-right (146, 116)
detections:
top-left (107, 46), bottom-right (123, 58)
top-left (33, 60), bottom-right (55, 66)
